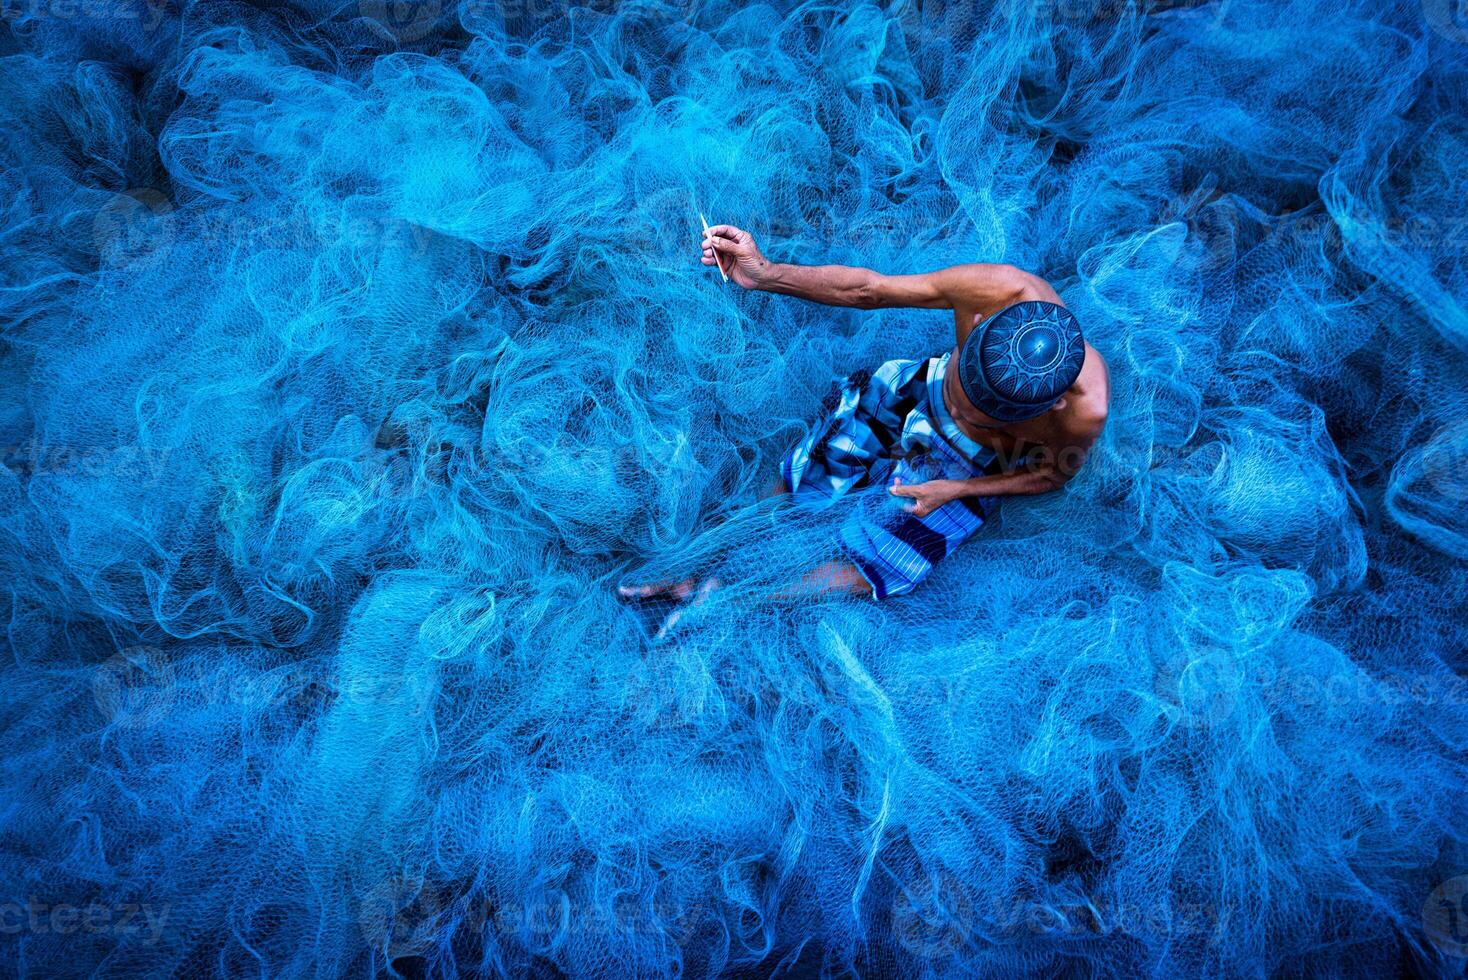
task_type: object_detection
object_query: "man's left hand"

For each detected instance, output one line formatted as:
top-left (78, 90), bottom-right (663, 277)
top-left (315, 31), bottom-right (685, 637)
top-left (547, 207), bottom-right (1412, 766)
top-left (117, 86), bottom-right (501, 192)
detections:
top-left (888, 476), bottom-right (963, 517)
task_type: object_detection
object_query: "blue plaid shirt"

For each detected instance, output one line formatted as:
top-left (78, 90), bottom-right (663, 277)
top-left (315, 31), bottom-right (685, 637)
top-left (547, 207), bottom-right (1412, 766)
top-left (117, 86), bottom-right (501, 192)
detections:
top-left (781, 352), bottom-right (999, 599)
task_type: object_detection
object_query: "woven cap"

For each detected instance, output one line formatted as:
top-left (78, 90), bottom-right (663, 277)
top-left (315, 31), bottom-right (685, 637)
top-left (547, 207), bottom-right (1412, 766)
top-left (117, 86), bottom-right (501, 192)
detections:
top-left (957, 300), bottom-right (1085, 422)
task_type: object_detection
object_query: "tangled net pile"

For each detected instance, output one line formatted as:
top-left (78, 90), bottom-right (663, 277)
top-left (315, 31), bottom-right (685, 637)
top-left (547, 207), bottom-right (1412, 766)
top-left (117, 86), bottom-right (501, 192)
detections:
top-left (2, 0), bottom-right (1467, 975)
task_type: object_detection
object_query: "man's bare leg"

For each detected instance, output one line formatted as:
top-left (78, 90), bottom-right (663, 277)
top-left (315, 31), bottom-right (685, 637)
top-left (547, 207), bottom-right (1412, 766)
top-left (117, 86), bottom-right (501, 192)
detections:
top-left (616, 478), bottom-right (789, 600)
top-left (767, 478), bottom-right (872, 596)
top-left (775, 560), bottom-right (871, 598)
top-left (616, 478), bottom-right (871, 614)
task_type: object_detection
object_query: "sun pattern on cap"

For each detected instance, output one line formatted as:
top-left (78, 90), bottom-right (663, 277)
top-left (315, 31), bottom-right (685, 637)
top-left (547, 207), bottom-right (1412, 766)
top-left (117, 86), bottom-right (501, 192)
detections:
top-left (959, 300), bottom-right (1085, 422)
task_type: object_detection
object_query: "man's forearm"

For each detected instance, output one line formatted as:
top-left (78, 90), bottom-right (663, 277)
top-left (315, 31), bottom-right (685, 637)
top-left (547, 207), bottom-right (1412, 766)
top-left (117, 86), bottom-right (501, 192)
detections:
top-left (753, 261), bottom-right (880, 309)
top-left (889, 466), bottom-right (1071, 516)
top-left (952, 468), bottom-right (1066, 498)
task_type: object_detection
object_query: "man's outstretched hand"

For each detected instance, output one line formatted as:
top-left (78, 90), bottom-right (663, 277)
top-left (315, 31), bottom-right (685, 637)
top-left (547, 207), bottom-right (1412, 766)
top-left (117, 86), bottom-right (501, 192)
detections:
top-left (701, 225), bottom-right (769, 289)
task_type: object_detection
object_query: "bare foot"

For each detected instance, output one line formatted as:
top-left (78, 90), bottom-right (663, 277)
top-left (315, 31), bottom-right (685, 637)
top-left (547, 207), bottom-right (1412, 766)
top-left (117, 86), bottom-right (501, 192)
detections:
top-left (653, 577), bottom-right (722, 641)
top-left (617, 576), bottom-right (702, 602)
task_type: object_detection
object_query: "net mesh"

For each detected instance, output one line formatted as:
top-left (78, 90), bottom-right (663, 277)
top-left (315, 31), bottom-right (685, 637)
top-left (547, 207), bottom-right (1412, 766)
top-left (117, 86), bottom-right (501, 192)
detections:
top-left (1, 0), bottom-right (1466, 976)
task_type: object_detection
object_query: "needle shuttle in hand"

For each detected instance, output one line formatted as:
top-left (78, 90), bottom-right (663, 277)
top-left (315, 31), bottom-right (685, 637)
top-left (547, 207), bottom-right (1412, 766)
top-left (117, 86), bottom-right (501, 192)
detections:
top-left (699, 211), bottom-right (730, 283)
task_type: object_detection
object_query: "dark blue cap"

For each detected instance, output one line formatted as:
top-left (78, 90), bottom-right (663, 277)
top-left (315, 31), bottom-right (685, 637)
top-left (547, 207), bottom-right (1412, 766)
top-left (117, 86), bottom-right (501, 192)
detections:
top-left (957, 300), bottom-right (1085, 422)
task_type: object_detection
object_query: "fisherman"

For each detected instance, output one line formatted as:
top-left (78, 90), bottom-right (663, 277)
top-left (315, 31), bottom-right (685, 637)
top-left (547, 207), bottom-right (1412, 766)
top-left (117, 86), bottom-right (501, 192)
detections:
top-left (622, 224), bottom-right (1110, 605)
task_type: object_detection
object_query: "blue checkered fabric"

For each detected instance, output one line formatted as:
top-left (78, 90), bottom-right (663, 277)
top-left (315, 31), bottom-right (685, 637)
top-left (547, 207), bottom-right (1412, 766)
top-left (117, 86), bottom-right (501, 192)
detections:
top-left (781, 352), bottom-right (1000, 599)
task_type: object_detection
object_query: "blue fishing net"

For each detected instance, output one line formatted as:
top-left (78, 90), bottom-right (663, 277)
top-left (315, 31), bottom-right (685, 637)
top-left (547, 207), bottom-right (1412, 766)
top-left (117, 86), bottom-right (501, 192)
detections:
top-left (2, 0), bottom-right (1466, 976)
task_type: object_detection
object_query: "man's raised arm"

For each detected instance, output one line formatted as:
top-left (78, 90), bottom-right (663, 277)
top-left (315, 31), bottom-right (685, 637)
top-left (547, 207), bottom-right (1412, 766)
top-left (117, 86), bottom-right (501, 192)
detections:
top-left (701, 224), bottom-right (1041, 312)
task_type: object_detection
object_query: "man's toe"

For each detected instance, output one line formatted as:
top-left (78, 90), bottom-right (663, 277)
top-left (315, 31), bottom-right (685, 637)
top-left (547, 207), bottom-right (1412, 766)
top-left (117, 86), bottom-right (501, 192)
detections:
top-left (617, 583), bottom-right (656, 599)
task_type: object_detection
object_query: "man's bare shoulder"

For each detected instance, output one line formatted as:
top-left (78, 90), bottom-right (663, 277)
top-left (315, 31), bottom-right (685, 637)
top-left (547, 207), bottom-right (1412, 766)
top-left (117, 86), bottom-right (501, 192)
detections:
top-left (1064, 343), bottom-right (1110, 440)
top-left (1015, 271), bottom-right (1064, 307)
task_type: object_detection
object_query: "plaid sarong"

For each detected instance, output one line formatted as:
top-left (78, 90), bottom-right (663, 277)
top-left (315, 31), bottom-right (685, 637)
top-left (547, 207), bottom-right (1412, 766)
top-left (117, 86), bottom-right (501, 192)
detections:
top-left (781, 352), bottom-right (1000, 599)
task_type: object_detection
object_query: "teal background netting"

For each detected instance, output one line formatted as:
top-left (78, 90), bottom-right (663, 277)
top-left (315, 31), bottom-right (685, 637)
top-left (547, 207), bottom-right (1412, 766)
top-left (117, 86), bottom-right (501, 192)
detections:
top-left (1, 0), bottom-right (1467, 976)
